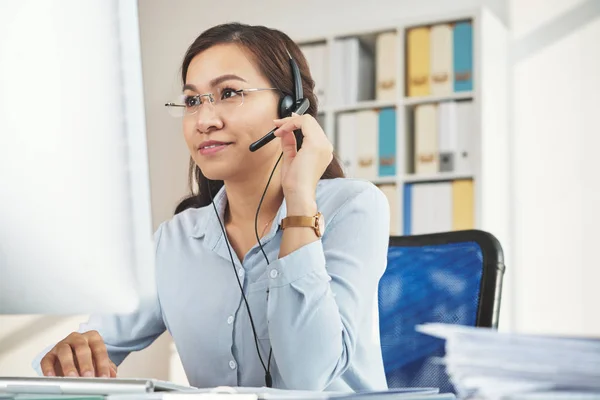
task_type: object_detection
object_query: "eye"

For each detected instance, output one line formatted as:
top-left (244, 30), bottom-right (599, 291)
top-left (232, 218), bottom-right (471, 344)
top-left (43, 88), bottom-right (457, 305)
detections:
top-left (184, 95), bottom-right (201, 108)
top-left (220, 88), bottom-right (240, 100)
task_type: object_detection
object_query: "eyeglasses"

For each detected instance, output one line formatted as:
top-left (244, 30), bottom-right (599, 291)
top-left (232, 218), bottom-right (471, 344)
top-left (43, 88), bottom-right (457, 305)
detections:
top-left (164, 87), bottom-right (279, 117)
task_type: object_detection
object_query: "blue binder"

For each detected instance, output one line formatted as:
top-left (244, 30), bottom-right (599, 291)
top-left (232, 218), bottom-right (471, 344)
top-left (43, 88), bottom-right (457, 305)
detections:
top-left (453, 22), bottom-right (473, 92)
top-left (403, 183), bottom-right (412, 235)
top-left (378, 108), bottom-right (396, 177)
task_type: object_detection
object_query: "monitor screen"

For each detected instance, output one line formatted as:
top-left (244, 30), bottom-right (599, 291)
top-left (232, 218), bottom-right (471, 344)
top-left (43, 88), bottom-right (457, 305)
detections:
top-left (0, 0), bottom-right (156, 314)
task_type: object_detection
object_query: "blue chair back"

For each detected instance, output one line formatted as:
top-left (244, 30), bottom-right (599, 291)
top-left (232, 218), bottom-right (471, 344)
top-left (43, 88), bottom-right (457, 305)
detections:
top-left (378, 230), bottom-right (505, 393)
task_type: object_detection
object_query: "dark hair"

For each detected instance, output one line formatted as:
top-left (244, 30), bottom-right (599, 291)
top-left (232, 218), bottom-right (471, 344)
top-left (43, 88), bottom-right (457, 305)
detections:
top-left (174, 22), bottom-right (345, 215)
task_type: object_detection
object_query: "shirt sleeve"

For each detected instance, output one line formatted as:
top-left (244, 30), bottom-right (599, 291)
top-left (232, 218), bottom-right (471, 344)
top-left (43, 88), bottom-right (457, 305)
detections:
top-left (31, 224), bottom-right (168, 375)
top-left (265, 184), bottom-right (390, 390)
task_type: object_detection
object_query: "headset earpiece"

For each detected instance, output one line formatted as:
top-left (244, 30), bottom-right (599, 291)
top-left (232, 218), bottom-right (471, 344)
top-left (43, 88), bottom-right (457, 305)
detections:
top-left (278, 94), bottom-right (295, 119)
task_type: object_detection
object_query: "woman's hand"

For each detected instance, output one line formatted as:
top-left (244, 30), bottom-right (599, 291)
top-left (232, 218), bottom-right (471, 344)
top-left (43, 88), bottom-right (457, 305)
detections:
top-left (40, 331), bottom-right (117, 378)
top-left (273, 113), bottom-right (333, 215)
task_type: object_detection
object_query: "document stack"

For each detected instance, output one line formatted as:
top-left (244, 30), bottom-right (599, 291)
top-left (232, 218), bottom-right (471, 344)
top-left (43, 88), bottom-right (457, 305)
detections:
top-left (417, 323), bottom-right (600, 400)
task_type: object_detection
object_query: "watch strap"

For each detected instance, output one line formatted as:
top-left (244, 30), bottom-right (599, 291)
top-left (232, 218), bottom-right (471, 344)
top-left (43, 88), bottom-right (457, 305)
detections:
top-left (281, 215), bottom-right (317, 230)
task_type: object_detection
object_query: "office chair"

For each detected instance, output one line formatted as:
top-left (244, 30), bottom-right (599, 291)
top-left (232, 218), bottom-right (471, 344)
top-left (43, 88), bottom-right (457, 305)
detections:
top-left (378, 229), bottom-right (505, 393)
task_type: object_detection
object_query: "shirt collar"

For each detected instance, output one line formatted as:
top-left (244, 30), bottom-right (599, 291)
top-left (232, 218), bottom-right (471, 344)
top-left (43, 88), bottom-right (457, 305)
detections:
top-left (191, 185), bottom-right (288, 245)
top-left (191, 185), bottom-right (227, 242)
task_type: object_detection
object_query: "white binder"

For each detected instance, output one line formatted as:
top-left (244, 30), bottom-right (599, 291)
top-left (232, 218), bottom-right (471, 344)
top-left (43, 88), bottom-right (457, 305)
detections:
top-left (375, 31), bottom-right (397, 101)
top-left (437, 102), bottom-right (458, 172)
top-left (355, 109), bottom-right (379, 180)
top-left (410, 183), bottom-right (430, 235)
top-left (346, 38), bottom-right (375, 104)
top-left (456, 101), bottom-right (475, 173)
top-left (314, 44), bottom-right (328, 107)
top-left (337, 112), bottom-right (358, 177)
top-left (414, 104), bottom-right (439, 174)
top-left (331, 40), bottom-right (346, 106)
top-left (379, 184), bottom-right (399, 235)
top-left (430, 24), bottom-right (453, 95)
top-left (301, 44), bottom-right (327, 108)
top-left (411, 183), bottom-right (452, 234)
top-left (429, 182), bottom-right (453, 233)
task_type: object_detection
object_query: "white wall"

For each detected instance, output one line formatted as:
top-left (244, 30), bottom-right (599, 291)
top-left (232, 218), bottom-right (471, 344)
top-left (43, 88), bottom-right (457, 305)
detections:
top-left (509, 0), bottom-right (600, 336)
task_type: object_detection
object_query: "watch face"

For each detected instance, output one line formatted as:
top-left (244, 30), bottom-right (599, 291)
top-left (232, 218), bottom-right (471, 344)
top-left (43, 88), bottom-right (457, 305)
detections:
top-left (317, 212), bottom-right (325, 236)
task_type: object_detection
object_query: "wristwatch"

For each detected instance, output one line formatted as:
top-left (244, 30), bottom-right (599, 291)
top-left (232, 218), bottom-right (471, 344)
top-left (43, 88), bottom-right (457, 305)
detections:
top-left (281, 212), bottom-right (325, 238)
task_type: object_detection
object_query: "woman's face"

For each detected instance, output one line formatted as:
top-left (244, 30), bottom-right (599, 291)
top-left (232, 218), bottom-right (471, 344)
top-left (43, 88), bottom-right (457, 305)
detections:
top-left (182, 43), bottom-right (282, 182)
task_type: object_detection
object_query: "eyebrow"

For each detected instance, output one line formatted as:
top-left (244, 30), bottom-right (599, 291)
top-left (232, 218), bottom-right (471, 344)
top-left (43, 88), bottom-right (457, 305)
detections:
top-left (183, 74), bottom-right (247, 92)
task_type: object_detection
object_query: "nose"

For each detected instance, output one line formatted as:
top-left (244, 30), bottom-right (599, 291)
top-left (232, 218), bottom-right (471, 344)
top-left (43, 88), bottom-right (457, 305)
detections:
top-left (194, 102), bottom-right (223, 133)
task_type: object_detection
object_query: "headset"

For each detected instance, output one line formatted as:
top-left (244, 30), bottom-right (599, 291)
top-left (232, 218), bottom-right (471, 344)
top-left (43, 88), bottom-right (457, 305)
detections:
top-left (207, 49), bottom-right (309, 388)
top-left (249, 49), bottom-right (310, 152)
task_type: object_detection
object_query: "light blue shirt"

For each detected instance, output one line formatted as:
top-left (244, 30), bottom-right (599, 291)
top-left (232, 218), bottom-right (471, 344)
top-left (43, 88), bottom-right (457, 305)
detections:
top-left (33, 177), bottom-right (390, 392)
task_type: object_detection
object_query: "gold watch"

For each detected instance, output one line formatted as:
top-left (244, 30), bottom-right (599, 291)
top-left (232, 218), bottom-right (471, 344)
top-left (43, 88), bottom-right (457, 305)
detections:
top-left (281, 212), bottom-right (325, 237)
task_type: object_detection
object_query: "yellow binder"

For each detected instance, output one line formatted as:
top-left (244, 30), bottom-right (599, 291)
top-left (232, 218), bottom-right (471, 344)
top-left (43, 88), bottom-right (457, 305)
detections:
top-left (407, 27), bottom-right (430, 97)
top-left (452, 179), bottom-right (474, 230)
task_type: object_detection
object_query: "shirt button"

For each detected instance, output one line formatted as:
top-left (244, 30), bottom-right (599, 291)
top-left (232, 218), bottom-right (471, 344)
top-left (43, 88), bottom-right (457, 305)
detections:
top-left (270, 269), bottom-right (278, 279)
top-left (238, 268), bottom-right (245, 277)
top-left (227, 316), bottom-right (234, 324)
top-left (229, 360), bottom-right (237, 370)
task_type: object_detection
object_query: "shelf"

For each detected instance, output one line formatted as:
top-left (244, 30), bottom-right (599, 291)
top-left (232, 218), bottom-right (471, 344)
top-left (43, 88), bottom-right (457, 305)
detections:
top-left (326, 100), bottom-right (396, 114)
top-left (292, 10), bottom-right (509, 247)
top-left (371, 176), bottom-right (398, 185)
top-left (403, 172), bottom-right (474, 183)
top-left (403, 91), bottom-right (474, 106)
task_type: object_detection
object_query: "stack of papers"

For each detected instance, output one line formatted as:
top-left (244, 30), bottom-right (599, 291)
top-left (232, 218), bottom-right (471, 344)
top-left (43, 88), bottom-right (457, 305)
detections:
top-left (417, 323), bottom-right (600, 400)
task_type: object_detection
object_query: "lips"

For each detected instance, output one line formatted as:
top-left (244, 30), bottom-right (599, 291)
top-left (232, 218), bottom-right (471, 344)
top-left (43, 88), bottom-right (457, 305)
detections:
top-left (197, 140), bottom-right (233, 155)
top-left (199, 140), bottom-right (233, 150)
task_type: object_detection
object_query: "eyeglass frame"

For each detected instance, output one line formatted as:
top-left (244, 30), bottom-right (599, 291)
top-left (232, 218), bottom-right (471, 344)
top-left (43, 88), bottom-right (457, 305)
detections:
top-left (164, 87), bottom-right (280, 117)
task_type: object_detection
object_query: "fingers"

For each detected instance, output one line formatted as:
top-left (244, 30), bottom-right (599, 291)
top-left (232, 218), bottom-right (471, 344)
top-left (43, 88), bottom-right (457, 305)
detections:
top-left (56, 342), bottom-right (79, 377)
top-left (53, 358), bottom-right (65, 376)
top-left (273, 113), bottom-right (311, 137)
top-left (109, 360), bottom-right (118, 378)
top-left (275, 126), bottom-right (299, 157)
top-left (87, 334), bottom-right (111, 378)
top-left (40, 351), bottom-right (58, 377)
top-left (40, 331), bottom-right (113, 378)
top-left (274, 114), bottom-right (332, 153)
top-left (70, 335), bottom-right (95, 377)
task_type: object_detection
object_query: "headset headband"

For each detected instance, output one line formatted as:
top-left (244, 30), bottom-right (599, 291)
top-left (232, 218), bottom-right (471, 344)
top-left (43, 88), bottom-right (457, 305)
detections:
top-left (286, 48), bottom-right (303, 101)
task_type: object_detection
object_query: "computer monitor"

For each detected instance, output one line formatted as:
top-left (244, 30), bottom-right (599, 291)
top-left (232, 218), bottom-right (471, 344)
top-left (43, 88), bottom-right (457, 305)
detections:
top-left (0, 1), bottom-right (156, 314)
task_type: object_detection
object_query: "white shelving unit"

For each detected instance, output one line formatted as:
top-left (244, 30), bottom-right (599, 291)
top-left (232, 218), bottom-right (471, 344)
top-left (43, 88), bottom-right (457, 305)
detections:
top-left (403, 91), bottom-right (475, 106)
top-left (297, 7), bottom-right (509, 242)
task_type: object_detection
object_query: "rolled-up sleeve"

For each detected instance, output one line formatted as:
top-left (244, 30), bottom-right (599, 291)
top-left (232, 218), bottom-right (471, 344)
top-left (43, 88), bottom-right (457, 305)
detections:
top-left (266, 185), bottom-right (390, 390)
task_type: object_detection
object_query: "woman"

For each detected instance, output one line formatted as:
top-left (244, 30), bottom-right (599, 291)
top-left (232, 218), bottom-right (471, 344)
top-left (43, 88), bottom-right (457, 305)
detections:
top-left (34, 22), bottom-right (390, 392)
